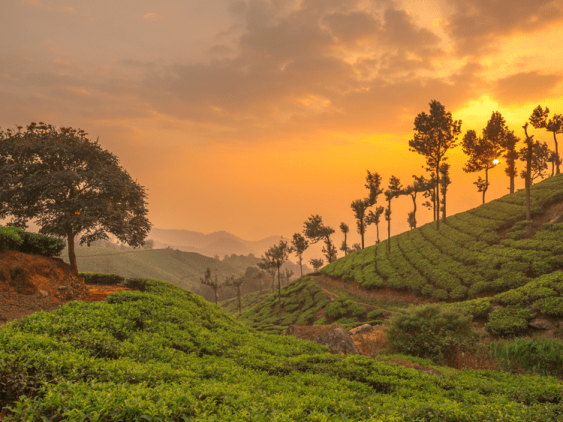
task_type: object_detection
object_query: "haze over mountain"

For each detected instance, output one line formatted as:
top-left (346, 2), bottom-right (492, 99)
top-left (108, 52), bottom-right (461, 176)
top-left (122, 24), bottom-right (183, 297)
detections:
top-left (147, 227), bottom-right (284, 258)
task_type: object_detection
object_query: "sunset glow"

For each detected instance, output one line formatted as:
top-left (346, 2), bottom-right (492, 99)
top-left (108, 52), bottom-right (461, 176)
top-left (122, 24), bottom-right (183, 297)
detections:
top-left (2, 0), bottom-right (563, 251)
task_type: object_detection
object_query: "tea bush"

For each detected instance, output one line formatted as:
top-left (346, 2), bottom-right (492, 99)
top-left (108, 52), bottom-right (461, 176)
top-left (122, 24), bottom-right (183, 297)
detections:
top-left (385, 303), bottom-right (475, 362)
top-left (80, 272), bottom-right (125, 285)
top-left (485, 307), bottom-right (534, 337)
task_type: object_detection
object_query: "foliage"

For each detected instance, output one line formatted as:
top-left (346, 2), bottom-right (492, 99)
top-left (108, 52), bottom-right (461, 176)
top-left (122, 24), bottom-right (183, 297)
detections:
top-left (309, 258), bottom-right (324, 272)
top-left (80, 272), bottom-right (125, 285)
top-left (490, 337), bottom-right (563, 378)
top-left (385, 303), bottom-right (475, 362)
top-left (325, 298), bottom-right (366, 320)
top-left (303, 214), bottom-right (337, 263)
top-left (485, 307), bottom-right (534, 337)
top-left (350, 198), bottom-right (370, 249)
top-left (1, 278), bottom-right (562, 421)
top-left (200, 267), bottom-right (223, 305)
top-left (0, 225), bottom-right (65, 257)
top-left (0, 123), bottom-right (151, 273)
top-left (291, 232), bottom-right (309, 276)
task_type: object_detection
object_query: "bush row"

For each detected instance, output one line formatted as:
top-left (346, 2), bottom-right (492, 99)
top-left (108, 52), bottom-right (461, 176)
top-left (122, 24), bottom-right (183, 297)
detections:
top-left (0, 226), bottom-right (65, 258)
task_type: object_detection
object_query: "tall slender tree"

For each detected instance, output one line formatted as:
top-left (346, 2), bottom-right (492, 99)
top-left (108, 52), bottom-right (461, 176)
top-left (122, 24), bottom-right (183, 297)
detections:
top-left (261, 240), bottom-right (292, 313)
top-left (519, 140), bottom-right (550, 184)
top-left (351, 198), bottom-right (370, 249)
top-left (439, 163), bottom-right (451, 221)
top-left (365, 171), bottom-right (383, 206)
top-left (339, 222), bottom-right (350, 256)
top-left (461, 128), bottom-right (503, 204)
top-left (503, 131), bottom-right (520, 193)
top-left (366, 206), bottom-right (384, 243)
top-left (225, 274), bottom-right (245, 315)
top-left (384, 176), bottom-right (402, 253)
top-left (200, 267), bottom-right (223, 305)
top-left (409, 100), bottom-right (461, 230)
top-left (310, 258), bottom-right (324, 272)
top-left (402, 175), bottom-right (430, 229)
top-left (303, 214), bottom-right (337, 263)
top-left (522, 123), bottom-right (534, 221)
top-left (530, 105), bottom-right (562, 175)
top-left (291, 232), bottom-right (309, 277)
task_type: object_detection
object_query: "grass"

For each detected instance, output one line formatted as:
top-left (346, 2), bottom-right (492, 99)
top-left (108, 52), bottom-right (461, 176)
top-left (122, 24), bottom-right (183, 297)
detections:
top-left (1, 277), bottom-right (562, 421)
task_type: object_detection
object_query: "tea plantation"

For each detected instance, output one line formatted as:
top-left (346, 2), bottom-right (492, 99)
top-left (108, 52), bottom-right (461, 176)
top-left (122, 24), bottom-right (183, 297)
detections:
top-left (1, 278), bottom-right (562, 421)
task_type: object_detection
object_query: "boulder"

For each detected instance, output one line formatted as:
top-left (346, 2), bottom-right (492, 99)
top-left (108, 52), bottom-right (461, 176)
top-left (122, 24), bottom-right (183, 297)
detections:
top-left (528, 318), bottom-right (556, 331)
top-left (284, 324), bottom-right (360, 355)
top-left (348, 324), bottom-right (374, 336)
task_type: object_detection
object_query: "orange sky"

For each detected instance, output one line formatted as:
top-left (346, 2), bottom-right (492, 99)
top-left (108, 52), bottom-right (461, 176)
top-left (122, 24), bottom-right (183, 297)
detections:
top-left (2, 0), bottom-right (563, 249)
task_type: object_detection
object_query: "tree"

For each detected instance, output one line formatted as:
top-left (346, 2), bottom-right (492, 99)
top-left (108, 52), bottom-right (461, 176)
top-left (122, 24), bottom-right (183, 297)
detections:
top-left (303, 214), bottom-right (336, 263)
top-left (282, 268), bottom-right (294, 286)
top-left (0, 123), bottom-right (151, 274)
top-left (530, 105), bottom-right (562, 175)
top-left (200, 267), bottom-right (223, 306)
top-left (366, 206), bottom-right (384, 243)
top-left (310, 258), bottom-right (324, 272)
top-left (519, 140), bottom-right (549, 184)
top-left (365, 171), bottom-right (383, 206)
top-left (291, 232), bottom-right (309, 277)
top-left (261, 239), bottom-right (292, 312)
top-left (461, 128), bottom-right (502, 204)
top-left (502, 131), bottom-right (520, 193)
top-left (351, 198), bottom-right (371, 249)
top-left (384, 176), bottom-right (402, 253)
top-left (402, 175), bottom-right (430, 229)
top-left (142, 239), bottom-right (154, 250)
top-left (339, 222), bottom-right (350, 256)
top-left (409, 100), bottom-right (462, 229)
top-left (244, 266), bottom-right (262, 293)
top-left (522, 123), bottom-right (534, 221)
top-left (225, 274), bottom-right (245, 315)
top-left (421, 173), bottom-right (438, 221)
top-left (257, 260), bottom-right (277, 293)
top-left (350, 243), bottom-right (362, 252)
top-left (439, 163), bottom-right (451, 221)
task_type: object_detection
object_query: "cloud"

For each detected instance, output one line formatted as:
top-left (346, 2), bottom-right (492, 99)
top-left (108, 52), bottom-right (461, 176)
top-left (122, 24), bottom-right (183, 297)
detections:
top-left (492, 71), bottom-right (562, 105)
top-left (445, 0), bottom-right (563, 55)
top-left (143, 12), bottom-right (164, 22)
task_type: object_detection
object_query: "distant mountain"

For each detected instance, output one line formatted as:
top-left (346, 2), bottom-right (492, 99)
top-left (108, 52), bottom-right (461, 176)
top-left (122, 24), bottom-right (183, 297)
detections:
top-left (148, 228), bottom-right (283, 259)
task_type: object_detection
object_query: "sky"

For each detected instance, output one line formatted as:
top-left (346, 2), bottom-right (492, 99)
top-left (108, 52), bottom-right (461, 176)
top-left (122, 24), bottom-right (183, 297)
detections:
top-left (1, 0), bottom-right (563, 248)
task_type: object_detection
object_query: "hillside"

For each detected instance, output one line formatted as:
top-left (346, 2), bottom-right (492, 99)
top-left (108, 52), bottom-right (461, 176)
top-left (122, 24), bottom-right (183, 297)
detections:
top-left (58, 246), bottom-right (300, 302)
top-left (231, 175), bottom-right (563, 340)
top-left (1, 277), bottom-right (561, 421)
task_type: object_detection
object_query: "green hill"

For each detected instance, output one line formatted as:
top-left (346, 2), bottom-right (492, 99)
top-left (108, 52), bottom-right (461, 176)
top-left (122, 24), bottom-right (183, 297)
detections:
top-left (1, 278), bottom-right (561, 421)
top-left (232, 175), bottom-right (563, 339)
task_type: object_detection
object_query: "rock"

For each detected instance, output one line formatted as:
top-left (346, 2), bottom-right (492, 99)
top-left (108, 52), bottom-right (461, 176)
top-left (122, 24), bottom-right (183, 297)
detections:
top-left (348, 324), bottom-right (374, 336)
top-left (39, 290), bottom-right (49, 297)
top-left (57, 286), bottom-right (67, 290)
top-left (284, 324), bottom-right (360, 355)
top-left (528, 318), bottom-right (556, 331)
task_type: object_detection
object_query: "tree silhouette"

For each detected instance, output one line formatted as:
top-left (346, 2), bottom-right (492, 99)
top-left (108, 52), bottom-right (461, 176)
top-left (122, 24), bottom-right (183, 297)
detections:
top-left (303, 214), bottom-right (336, 263)
top-left (351, 198), bottom-right (371, 249)
top-left (261, 239), bottom-right (292, 312)
top-left (522, 123), bottom-right (534, 221)
top-left (409, 100), bottom-right (461, 230)
top-left (0, 123), bottom-right (151, 274)
top-left (421, 174), bottom-right (438, 221)
top-left (225, 274), bottom-right (245, 315)
top-left (310, 258), bottom-right (324, 272)
top-left (461, 127), bottom-right (503, 204)
top-left (530, 105), bottom-right (562, 175)
top-left (200, 267), bottom-right (223, 305)
top-left (258, 260), bottom-right (277, 293)
top-left (502, 131), bottom-right (520, 194)
top-left (282, 268), bottom-right (294, 286)
top-left (291, 232), bottom-right (309, 277)
top-left (365, 171), bottom-right (383, 206)
top-left (384, 176), bottom-right (402, 253)
top-left (339, 222), bottom-right (350, 256)
top-left (402, 175), bottom-right (430, 229)
top-left (519, 140), bottom-right (549, 184)
top-left (366, 206), bottom-right (384, 243)
top-left (439, 163), bottom-right (451, 221)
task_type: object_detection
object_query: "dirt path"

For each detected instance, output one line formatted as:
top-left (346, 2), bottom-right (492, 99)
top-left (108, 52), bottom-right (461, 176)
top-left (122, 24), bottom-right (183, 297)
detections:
top-left (315, 283), bottom-right (396, 316)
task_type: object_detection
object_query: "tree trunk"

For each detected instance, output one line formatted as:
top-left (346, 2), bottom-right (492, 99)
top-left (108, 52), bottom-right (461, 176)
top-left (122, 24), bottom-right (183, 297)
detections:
top-left (67, 231), bottom-right (79, 275)
top-left (361, 227), bottom-right (364, 250)
top-left (277, 267), bottom-right (282, 313)
top-left (435, 164), bottom-right (440, 230)
top-left (387, 201), bottom-right (391, 254)
top-left (237, 286), bottom-right (242, 315)
top-left (412, 194), bottom-right (417, 229)
top-left (299, 256), bottom-right (303, 277)
top-left (553, 131), bottom-right (560, 175)
top-left (441, 191), bottom-right (446, 222)
top-left (376, 223), bottom-right (380, 243)
top-left (344, 233), bottom-right (347, 256)
top-left (483, 166), bottom-right (489, 204)
top-left (509, 173), bottom-right (515, 194)
top-left (214, 289), bottom-right (218, 306)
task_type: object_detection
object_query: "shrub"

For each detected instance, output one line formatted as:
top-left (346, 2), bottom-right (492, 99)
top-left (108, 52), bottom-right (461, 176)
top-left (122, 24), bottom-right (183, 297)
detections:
top-left (534, 297), bottom-right (563, 317)
top-left (485, 307), bottom-right (534, 337)
top-left (81, 272), bottom-right (125, 285)
top-left (0, 226), bottom-right (64, 257)
top-left (313, 317), bottom-right (327, 326)
top-left (367, 309), bottom-right (383, 319)
top-left (123, 277), bottom-right (150, 291)
top-left (385, 303), bottom-right (474, 362)
top-left (325, 298), bottom-right (366, 320)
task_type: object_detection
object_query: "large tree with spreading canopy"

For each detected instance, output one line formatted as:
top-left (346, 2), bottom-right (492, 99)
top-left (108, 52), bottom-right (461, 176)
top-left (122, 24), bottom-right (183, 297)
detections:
top-left (0, 123), bottom-right (151, 274)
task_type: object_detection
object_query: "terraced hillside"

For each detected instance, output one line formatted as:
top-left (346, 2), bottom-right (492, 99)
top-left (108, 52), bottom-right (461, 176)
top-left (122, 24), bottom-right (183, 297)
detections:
top-left (1, 278), bottom-right (561, 421)
top-left (323, 174), bottom-right (563, 301)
